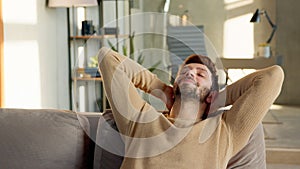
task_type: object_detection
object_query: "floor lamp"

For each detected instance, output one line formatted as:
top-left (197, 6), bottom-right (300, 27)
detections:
top-left (48, 0), bottom-right (98, 109)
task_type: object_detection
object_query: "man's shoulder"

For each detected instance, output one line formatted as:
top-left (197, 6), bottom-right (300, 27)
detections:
top-left (199, 111), bottom-right (223, 143)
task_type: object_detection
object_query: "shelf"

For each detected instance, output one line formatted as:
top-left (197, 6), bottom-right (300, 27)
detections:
top-left (73, 77), bottom-right (102, 81)
top-left (70, 34), bottom-right (129, 40)
top-left (74, 68), bottom-right (102, 81)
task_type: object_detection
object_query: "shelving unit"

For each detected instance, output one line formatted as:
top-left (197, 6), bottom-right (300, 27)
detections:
top-left (68, 0), bottom-right (132, 112)
top-left (70, 34), bottom-right (129, 39)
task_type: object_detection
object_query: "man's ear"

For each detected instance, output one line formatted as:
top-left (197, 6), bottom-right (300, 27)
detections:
top-left (206, 91), bottom-right (218, 104)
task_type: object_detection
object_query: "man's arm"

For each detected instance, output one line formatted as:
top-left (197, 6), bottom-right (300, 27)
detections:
top-left (223, 65), bottom-right (284, 155)
top-left (227, 123), bottom-right (266, 169)
top-left (98, 47), bottom-right (169, 135)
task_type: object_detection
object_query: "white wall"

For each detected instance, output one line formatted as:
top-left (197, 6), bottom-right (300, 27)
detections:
top-left (275, 0), bottom-right (300, 105)
top-left (3, 0), bottom-right (69, 109)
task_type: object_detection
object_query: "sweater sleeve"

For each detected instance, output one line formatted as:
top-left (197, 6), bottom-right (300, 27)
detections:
top-left (223, 65), bottom-right (284, 155)
top-left (97, 47), bottom-right (167, 135)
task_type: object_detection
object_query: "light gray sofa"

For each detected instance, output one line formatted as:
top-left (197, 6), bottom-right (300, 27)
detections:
top-left (0, 108), bottom-right (266, 169)
top-left (0, 108), bottom-right (123, 169)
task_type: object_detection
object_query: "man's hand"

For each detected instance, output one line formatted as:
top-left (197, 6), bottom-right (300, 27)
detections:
top-left (208, 89), bottom-right (226, 114)
top-left (163, 85), bottom-right (175, 110)
top-left (150, 85), bottom-right (174, 111)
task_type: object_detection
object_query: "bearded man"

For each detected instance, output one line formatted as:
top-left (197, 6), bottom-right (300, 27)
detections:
top-left (98, 47), bottom-right (284, 169)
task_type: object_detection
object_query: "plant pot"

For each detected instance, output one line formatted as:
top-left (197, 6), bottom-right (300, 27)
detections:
top-left (85, 67), bottom-right (101, 77)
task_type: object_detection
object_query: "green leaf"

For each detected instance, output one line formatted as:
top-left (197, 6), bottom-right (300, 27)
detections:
top-left (129, 32), bottom-right (135, 56)
top-left (88, 55), bottom-right (98, 68)
top-left (122, 45), bottom-right (127, 57)
top-left (90, 57), bottom-right (97, 62)
top-left (107, 40), bottom-right (117, 52)
top-left (137, 53), bottom-right (145, 64)
top-left (147, 60), bottom-right (161, 72)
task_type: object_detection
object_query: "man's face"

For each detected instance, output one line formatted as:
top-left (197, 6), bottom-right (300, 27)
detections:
top-left (174, 63), bottom-right (213, 102)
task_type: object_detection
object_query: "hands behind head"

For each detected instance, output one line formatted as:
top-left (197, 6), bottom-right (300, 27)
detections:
top-left (207, 89), bottom-right (226, 114)
top-left (163, 85), bottom-right (175, 110)
top-left (150, 85), bottom-right (175, 111)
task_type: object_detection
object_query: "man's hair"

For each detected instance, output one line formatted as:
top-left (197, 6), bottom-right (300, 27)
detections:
top-left (179, 54), bottom-right (219, 92)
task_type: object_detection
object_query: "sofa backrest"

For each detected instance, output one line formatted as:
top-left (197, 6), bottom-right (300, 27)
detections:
top-left (0, 108), bottom-right (94, 169)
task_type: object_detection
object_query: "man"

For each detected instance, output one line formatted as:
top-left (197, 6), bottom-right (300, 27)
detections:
top-left (98, 47), bottom-right (284, 169)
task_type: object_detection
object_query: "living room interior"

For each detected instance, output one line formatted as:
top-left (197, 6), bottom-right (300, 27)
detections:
top-left (0, 0), bottom-right (299, 168)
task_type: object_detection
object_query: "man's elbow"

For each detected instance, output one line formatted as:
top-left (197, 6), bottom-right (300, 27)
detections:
top-left (265, 65), bottom-right (285, 96)
top-left (97, 47), bottom-right (112, 68)
top-left (269, 65), bottom-right (284, 85)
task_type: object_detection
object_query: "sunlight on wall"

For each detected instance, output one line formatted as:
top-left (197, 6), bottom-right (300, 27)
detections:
top-left (77, 7), bottom-right (85, 32)
top-left (2, 0), bottom-right (37, 24)
top-left (78, 46), bottom-right (85, 67)
top-left (227, 69), bottom-right (255, 84)
top-left (3, 0), bottom-right (42, 108)
top-left (4, 41), bottom-right (41, 108)
top-left (223, 13), bottom-right (254, 58)
top-left (224, 0), bottom-right (253, 10)
top-left (79, 86), bottom-right (86, 112)
top-left (224, 0), bottom-right (243, 3)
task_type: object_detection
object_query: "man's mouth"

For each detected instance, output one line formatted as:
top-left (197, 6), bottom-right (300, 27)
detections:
top-left (180, 78), bottom-right (197, 86)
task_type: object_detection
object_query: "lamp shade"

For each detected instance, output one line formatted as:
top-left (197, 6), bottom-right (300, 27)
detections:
top-left (250, 9), bottom-right (261, 23)
top-left (48, 0), bottom-right (98, 7)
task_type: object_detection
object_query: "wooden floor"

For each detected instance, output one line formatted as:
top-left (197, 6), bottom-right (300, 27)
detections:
top-left (263, 105), bottom-right (300, 167)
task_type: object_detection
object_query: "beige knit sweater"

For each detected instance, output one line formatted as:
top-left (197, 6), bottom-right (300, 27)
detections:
top-left (98, 47), bottom-right (284, 169)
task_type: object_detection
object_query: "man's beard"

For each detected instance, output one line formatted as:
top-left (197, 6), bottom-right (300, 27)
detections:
top-left (174, 83), bottom-right (211, 103)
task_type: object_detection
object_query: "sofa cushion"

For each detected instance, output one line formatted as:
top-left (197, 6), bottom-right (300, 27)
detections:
top-left (0, 108), bottom-right (94, 169)
top-left (93, 110), bottom-right (124, 169)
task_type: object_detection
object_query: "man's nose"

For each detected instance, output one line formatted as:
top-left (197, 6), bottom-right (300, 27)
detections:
top-left (185, 70), bottom-right (195, 78)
